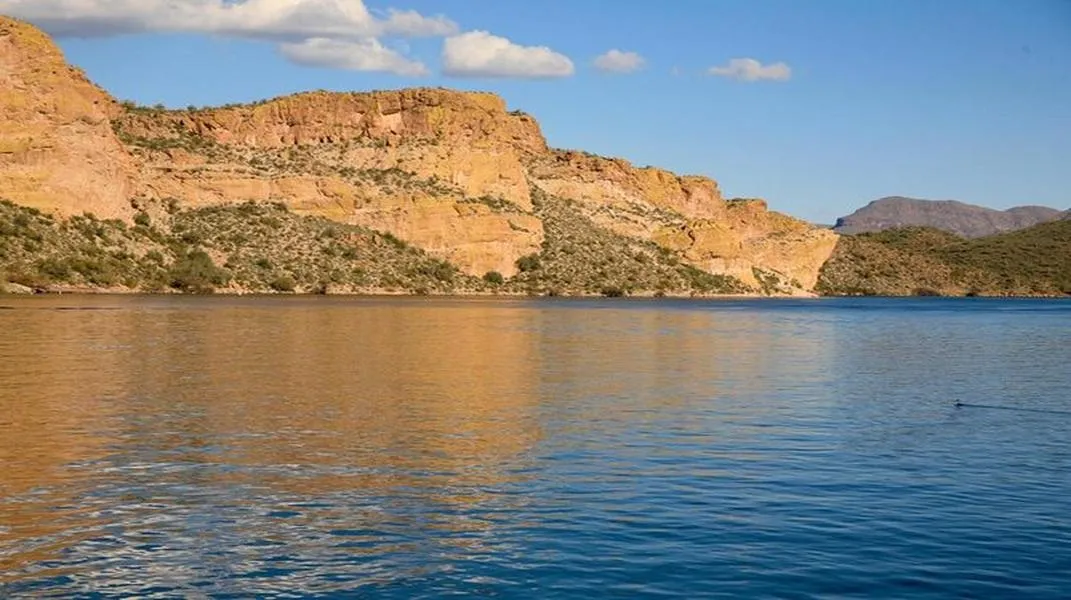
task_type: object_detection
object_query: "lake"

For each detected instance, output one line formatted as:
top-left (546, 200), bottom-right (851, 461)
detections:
top-left (1, 295), bottom-right (1069, 598)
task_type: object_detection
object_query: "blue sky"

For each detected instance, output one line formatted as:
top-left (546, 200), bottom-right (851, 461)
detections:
top-left (4, 0), bottom-right (1069, 223)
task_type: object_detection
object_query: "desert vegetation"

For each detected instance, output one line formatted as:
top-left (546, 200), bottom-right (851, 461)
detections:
top-left (817, 223), bottom-right (1071, 296)
top-left (0, 199), bottom-right (480, 294)
top-left (502, 188), bottom-right (749, 297)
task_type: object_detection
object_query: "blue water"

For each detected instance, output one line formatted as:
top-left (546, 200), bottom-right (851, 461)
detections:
top-left (0, 296), bottom-right (1069, 598)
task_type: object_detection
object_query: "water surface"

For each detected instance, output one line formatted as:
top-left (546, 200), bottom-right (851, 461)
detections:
top-left (1, 296), bottom-right (1069, 598)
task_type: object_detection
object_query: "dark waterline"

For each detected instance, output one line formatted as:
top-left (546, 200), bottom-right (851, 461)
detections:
top-left (1, 296), bottom-right (1069, 598)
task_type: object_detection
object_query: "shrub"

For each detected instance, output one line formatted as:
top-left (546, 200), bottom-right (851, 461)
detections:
top-left (36, 257), bottom-right (70, 280)
top-left (133, 212), bottom-right (151, 227)
top-left (483, 271), bottom-right (504, 285)
top-left (270, 275), bottom-right (296, 292)
top-left (379, 231), bottom-right (408, 249)
top-left (412, 260), bottom-right (455, 282)
top-left (515, 253), bottom-right (541, 272)
top-left (168, 250), bottom-right (228, 293)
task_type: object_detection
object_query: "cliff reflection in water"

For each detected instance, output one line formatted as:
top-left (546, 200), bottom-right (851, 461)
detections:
top-left (0, 296), bottom-right (835, 593)
top-left (0, 298), bottom-right (548, 582)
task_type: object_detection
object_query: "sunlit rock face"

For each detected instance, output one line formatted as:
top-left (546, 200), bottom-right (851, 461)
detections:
top-left (0, 15), bottom-right (838, 290)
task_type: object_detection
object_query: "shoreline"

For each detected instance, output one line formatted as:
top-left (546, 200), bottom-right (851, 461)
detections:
top-left (0, 283), bottom-right (775, 299)
top-left (2, 282), bottom-right (1067, 300)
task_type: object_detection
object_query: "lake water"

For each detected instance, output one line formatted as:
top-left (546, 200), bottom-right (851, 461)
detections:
top-left (1, 296), bottom-right (1069, 598)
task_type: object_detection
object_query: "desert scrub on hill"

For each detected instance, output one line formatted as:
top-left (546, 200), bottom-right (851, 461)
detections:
top-left (168, 202), bottom-right (472, 293)
top-left (504, 188), bottom-right (749, 296)
top-left (112, 116), bottom-right (231, 159)
top-left (817, 223), bottom-right (1071, 296)
top-left (112, 106), bottom-right (463, 199)
top-left (0, 199), bottom-right (480, 294)
top-left (0, 201), bottom-right (172, 290)
top-left (458, 195), bottom-right (525, 213)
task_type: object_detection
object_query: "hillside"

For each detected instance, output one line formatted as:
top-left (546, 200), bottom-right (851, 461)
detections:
top-left (817, 220), bottom-right (1071, 297)
top-left (834, 196), bottom-right (1064, 238)
top-left (1, 197), bottom-right (758, 296)
top-left (0, 15), bottom-right (837, 296)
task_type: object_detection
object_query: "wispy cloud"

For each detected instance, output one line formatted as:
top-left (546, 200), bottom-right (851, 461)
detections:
top-left (708, 58), bottom-right (791, 82)
top-left (593, 49), bottom-right (644, 74)
top-left (442, 31), bottom-right (574, 79)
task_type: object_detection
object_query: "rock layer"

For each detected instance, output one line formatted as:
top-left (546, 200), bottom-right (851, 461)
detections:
top-left (0, 15), bottom-right (837, 292)
top-left (0, 17), bottom-right (135, 219)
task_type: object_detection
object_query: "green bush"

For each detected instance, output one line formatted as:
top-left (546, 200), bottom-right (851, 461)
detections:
top-left (379, 231), bottom-right (408, 249)
top-left (515, 253), bottom-right (541, 272)
top-left (168, 250), bottom-right (228, 293)
top-left (270, 275), bottom-right (296, 292)
top-left (36, 257), bottom-right (71, 280)
top-left (483, 271), bottom-right (505, 285)
top-left (412, 259), bottom-right (455, 282)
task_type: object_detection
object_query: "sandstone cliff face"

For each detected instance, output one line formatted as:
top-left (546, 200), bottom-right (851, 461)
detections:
top-left (119, 89), bottom-right (546, 209)
top-left (528, 150), bottom-right (725, 222)
top-left (527, 152), bottom-right (837, 291)
top-left (668, 201), bottom-right (837, 292)
top-left (0, 17), bottom-right (135, 219)
top-left (0, 16), bottom-right (838, 292)
top-left (113, 89), bottom-right (547, 275)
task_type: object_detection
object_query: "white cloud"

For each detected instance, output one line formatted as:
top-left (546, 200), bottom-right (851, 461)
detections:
top-left (442, 30), bottom-right (574, 78)
top-left (593, 49), bottom-right (644, 74)
top-left (708, 58), bottom-right (791, 82)
top-left (381, 9), bottom-right (456, 37)
top-left (0, 0), bottom-right (457, 40)
top-left (280, 37), bottom-right (428, 76)
top-left (0, 0), bottom-right (454, 76)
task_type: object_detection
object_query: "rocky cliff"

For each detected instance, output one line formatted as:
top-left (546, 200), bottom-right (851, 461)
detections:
top-left (834, 196), bottom-right (1065, 238)
top-left (0, 16), bottom-right (837, 294)
top-left (0, 17), bottom-right (136, 219)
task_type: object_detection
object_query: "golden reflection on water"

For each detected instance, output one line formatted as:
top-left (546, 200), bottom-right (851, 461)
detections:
top-left (0, 296), bottom-right (835, 587)
top-left (0, 298), bottom-right (552, 573)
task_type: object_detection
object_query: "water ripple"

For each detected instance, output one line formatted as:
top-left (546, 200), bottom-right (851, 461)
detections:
top-left (1, 296), bottom-right (1069, 597)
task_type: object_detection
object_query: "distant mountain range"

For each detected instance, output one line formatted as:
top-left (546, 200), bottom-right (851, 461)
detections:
top-left (834, 197), bottom-right (1067, 238)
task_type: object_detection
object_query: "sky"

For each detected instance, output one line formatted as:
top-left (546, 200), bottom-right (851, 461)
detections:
top-left (2, 0), bottom-right (1069, 223)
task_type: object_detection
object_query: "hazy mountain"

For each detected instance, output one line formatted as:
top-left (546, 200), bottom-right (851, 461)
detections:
top-left (834, 196), bottom-right (1064, 238)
